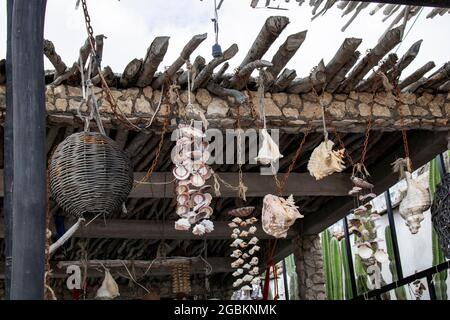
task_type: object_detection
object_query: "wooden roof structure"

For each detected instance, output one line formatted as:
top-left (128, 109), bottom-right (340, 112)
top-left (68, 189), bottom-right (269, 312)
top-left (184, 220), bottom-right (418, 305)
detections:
top-left (0, 10), bottom-right (449, 298)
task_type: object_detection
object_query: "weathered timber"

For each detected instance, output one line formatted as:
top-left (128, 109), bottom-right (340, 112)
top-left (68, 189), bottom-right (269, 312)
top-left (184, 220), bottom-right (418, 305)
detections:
top-left (79, 37), bottom-right (91, 69)
top-left (418, 61), bottom-right (450, 90)
top-left (355, 53), bottom-right (398, 92)
top-left (91, 34), bottom-right (105, 77)
top-left (91, 65), bottom-right (115, 86)
top-left (178, 55), bottom-right (206, 86)
top-left (339, 26), bottom-right (403, 92)
top-left (207, 81), bottom-right (247, 105)
top-left (136, 36), bottom-right (170, 88)
top-left (341, 2), bottom-right (370, 32)
top-left (212, 62), bottom-right (229, 83)
top-left (387, 39), bottom-right (422, 82)
top-left (192, 44), bottom-right (238, 91)
top-left (152, 33), bottom-right (207, 89)
top-left (272, 68), bottom-right (297, 92)
top-left (287, 60), bottom-right (326, 93)
top-left (238, 16), bottom-right (290, 69)
top-left (43, 40), bottom-right (67, 78)
top-left (120, 58), bottom-right (143, 88)
top-left (266, 31), bottom-right (307, 79)
top-left (324, 37), bottom-right (362, 84)
top-left (399, 61), bottom-right (435, 90)
top-left (326, 50), bottom-right (359, 92)
top-left (53, 62), bottom-right (79, 86)
top-left (438, 80), bottom-right (450, 91)
top-left (228, 60), bottom-right (272, 90)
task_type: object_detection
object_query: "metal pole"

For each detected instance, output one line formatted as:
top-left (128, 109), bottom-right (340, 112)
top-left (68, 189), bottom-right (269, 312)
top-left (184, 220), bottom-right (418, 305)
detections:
top-left (426, 274), bottom-right (437, 300)
top-left (281, 258), bottom-right (289, 300)
top-left (10, 0), bottom-right (48, 300)
top-left (4, 0), bottom-right (14, 300)
top-left (384, 189), bottom-right (403, 280)
top-left (343, 216), bottom-right (357, 298)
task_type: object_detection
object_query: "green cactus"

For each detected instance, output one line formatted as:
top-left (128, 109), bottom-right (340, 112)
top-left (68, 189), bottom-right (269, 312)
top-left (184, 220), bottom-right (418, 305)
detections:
top-left (284, 254), bottom-right (299, 300)
top-left (385, 226), bottom-right (407, 300)
top-left (321, 229), bottom-right (334, 299)
top-left (429, 158), bottom-right (448, 300)
top-left (330, 237), bottom-right (343, 300)
top-left (354, 253), bottom-right (369, 295)
top-left (340, 238), bottom-right (354, 300)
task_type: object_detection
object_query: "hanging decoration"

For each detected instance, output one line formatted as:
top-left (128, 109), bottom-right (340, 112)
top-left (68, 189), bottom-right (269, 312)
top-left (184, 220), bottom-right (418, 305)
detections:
top-left (261, 194), bottom-right (303, 238)
top-left (95, 269), bottom-right (120, 300)
top-left (431, 172), bottom-right (450, 258)
top-left (211, 0), bottom-right (223, 57)
top-left (307, 92), bottom-right (345, 180)
top-left (228, 206), bottom-right (261, 299)
top-left (171, 262), bottom-right (192, 296)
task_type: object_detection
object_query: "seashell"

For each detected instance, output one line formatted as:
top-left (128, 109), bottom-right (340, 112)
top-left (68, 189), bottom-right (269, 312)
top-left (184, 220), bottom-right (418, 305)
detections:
top-left (359, 193), bottom-right (377, 202)
top-left (246, 217), bottom-right (258, 224)
top-left (228, 206), bottom-right (255, 218)
top-left (374, 249), bottom-right (389, 263)
top-left (250, 257), bottom-right (259, 266)
top-left (234, 258), bottom-right (245, 266)
top-left (179, 124), bottom-right (205, 138)
top-left (399, 171), bottom-right (431, 234)
top-left (232, 217), bottom-right (243, 224)
top-left (242, 263), bottom-right (251, 270)
top-left (232, 271), bottom-right (240, 277)
top-left (248, 226), bottom-right (257, 234)
top-left (232, 279), bottom-right (243, 287)
top-left (228, 222), bottom-right (238, 228)
top-left (307, 140), bottom-right (345, 180)
top-left (174, 218), bottom-right (191, 231)
top-left (240, 221), bottom-right (248, 227)
top-left (175, 185), bottom-right (189, 195)
top-left (249, 267), bottom-right (259, 276)
top-left (173, 165), bottom-right (190, 180)
top-left (356, 242), bottom-right (373, 260)
top-left (262, 194), bottom-right (303, 239)
top-left (255, 128), bottom-right (283, 165)
top-left (231, 239), bottom-right (243, 247)
top-left (251, 277), bottom-right (261, 285)
top-left (201, 219), bottom-right (214, 233)
top-left (241, 285), bottom-right (252, 291)
top-left (248, 237), bottom-right (259, 245)
top-left (239, 242), bottom-right (248, 249)
top-left (231, 249), bottom-right (242, 258)
top-left (197, 164), bottom-right (210, 176)
top-left (95, 269), bottom-right (120, 300)
top-left (233, 228), bottom-right (241, 235)
top-left (242, 274), bottom-right (254, 282)
top-left (348, 186), bottom-right (363, 195)
top-left (192, 223), bottom-right (206, 236)
top-left (176, 136), bottom-right (191, 146)
top-left (203, 193), bottom-right (212, 206)
top-left (351, 176), bottom-right (374, 189)
top-left (198, 205), bottom-right (213, 218)
top-left (353, 205), bottom-right (368, 215)
top-left (369, 213), bottom-right (381, 221)
top-left (232, 268), bottom-right (244, 277)
top-left (190, 173), bottom-right (206, 187)
top-left (231, 233), bottom-right (238, 239)
top-left (191, 192), bottom-right (206, 205)
top-left (176, 205), bottom-right (189, 216)
top-left (242, 253), bottom-right (250, 259)
top-left (239, 231), bottom-right (249, 238)
top-left (176, 193), bottom-right (190, 206)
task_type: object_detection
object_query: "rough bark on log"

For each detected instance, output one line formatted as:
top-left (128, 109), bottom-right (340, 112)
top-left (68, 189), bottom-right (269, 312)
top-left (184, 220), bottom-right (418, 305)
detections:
top-left (341, 2), bottom-right (370, 32)
top-left (91, 66), bottom-right (115, 87)
top-left (238, 16), bottom-right (289, 69)
top-left (418, 61), bottom-right (450, 90)
top-left (438, 80), bottom-right (450, 91)
top-left (311, 0), bottom-right (337, 21)
top-left (212, 62), bottom-right (229, 83)
top-left (178, 55), bottom-right (206, 86)
top-left (341, 1), bottom-right (358, 17)
top-left (286, 60), bottom-right (326, 94)
top-left (192, 44), bottom-right (238, 91)
top-left (228, 60), bottom-right (272, 90)
top-left (355, 53), bottom-right (398, 92)
top-left (324, 37), bottom-right (362, 83)
top-left (387, 39), bottom-right (422, 82)
top-left (272, 68), bottom-right (297, 92)
top-left (398, 61), bottom-right (435, 90)
top-left (79, 37), bottom-right (91, 69)
top-left (339, 26), bottom-right (403, 92)
top-left (91, 34), bottom-right (105, 77)
top-left (326, 50), bottom-right (360, 93)
top-left (266, 30), bottom-right (307, 79)
top-left (402, 77), bottom-right (427, 92)
top-left (206, 81), bottom-right (247, 105)
top-left (43, 40), bottom-right (67, 77)
top-left (136, 36), bottom-right (170, 88)
top-left (152, 33), bottom-right (207, 89)
top-left (53, 62), bottom-right (79, 86)
top-left (120, 58), bottom-right (143, 88)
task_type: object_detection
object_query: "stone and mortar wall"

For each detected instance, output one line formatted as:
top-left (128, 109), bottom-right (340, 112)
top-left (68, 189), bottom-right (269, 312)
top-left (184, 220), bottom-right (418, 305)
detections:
top-left (292, 234), bottom-right (326, 300)
top-left (0, 85), bottom-right (449, 132)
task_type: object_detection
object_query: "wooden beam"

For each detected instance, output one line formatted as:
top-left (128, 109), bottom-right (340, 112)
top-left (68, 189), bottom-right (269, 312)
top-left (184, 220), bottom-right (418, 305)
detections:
top-left (136, 36), bottom-right (170, 88)
top-left (301, 130), bottom-right (450, 235)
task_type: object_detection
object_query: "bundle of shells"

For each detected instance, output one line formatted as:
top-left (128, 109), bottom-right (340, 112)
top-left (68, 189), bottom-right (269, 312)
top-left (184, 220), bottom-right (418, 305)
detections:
top-left (228, 207), bottom-right (261, 292)
top-left (173, 123), bottom-right (215, 236)
top-left (171, 262), bottom-right (191, 296)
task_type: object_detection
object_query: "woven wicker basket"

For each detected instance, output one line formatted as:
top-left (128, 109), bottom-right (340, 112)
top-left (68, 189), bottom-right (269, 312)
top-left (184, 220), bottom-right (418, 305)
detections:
top-left (49, 131), bottom-right (133, 217)
top-left (431, 172), bottom-right (450, 258)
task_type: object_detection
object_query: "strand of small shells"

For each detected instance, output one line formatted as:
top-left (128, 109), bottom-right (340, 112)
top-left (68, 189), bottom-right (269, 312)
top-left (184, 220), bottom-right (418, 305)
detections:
top-left (173, 123), bottom-right (215, 236)
top-left (171, 262), bottom-right (191, 295)
top-left (228, 207), bottom-right (261, 292)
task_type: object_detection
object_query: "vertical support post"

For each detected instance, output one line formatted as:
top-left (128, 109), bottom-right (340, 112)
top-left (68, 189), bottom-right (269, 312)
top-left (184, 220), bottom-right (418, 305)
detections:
top-left (4, 0), bottom-right (14, 300)
top-left (384, 189), bottom-right (404, 280)
top-left (343, 216), bottom-right (357, 299)
top-left (281, 258), bottom-right (289, 300)
top-left (426, 274), bottom-right (437, 300)
top-left (10, 0), bottom-right (48, 300)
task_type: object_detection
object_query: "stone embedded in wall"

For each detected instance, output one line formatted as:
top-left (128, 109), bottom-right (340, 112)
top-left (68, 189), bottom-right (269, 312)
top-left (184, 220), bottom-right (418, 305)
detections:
top-left (328, 101), bottom-right (346, 119)
top-left (54, 85), bottom-right (66, 98)
top-left (55, 98), bottom-right (67, 112)
top-left (143, 86), bottom-right (153, 100)
top-left (135, 95), bottom-right (152, 114)
top-left (372, 103), bottom-right (391, 117)
top-left (302, 101), bottom-right (321, 119)
top-left (345, 99), bottom-right (359, 117)
top-left (417, 92), bottom-right (434, 107)
top-left (398, 104), bottom-right (411, 117)
top-left (429, 95), bottom-right (445, 117)
top-left (412, 106), bottom-right (429, 116)
top-left (272, 92), bottom-right (288, 108)
top-left (196, 88), bottom-right (212, 108)
top-left (67, 86), bottom-right (82, 98)
top-left (359, 103), bottom-right (371, 117)
top-left (207, 98), bottom-right (229, 117)
top-left (282, 107), bottom-right (300, 118)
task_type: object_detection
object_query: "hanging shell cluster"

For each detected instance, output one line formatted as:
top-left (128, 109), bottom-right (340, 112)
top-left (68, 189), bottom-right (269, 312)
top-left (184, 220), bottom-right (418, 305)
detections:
top-left (173, 123), bottom-right (214, 236)
top-left (255, 129), bottom-right (283, 165)
top-left (431, 172), bottom-right (450, 258)
top-left (228, 207), bottom-right (261, 292)
top-left (262, 194), bottom-right (303, 238)
top-left (171, 262), bottom-right (191, 296)
top-left (95, 269), bottom-right (120, 300)
top-left (399, 171), bottom-right (431, 234)
top-left (307, 140), bottom-right (345, 180)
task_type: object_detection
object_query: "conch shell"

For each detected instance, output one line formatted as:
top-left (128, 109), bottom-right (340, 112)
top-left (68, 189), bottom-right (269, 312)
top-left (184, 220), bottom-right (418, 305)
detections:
top-left (399, 171), bottom-right (431, 234)
top-left (307, 140), bottom-right (345, 180)
top-left (95, 269), bottom-right (119, 300)
top-left (262, 194), bottom-right (303, 238)
top-left (255, 129), bottom-right (283, 165)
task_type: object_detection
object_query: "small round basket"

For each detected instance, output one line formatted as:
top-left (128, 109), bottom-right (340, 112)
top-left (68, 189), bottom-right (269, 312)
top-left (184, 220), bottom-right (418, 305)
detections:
top-left (431, 172), bottom-right (450, 258)
top-left (49, 131), bottom-right (134, 217)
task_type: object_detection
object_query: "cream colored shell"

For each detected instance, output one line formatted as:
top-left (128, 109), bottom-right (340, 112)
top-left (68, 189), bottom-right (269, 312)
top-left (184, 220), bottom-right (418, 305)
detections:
top-left (307, 140), bottom-right (345, 180)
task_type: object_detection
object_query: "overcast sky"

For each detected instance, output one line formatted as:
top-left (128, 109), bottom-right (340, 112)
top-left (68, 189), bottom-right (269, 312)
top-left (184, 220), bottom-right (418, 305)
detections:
top-left (1, 0), bottom-right (449, 80)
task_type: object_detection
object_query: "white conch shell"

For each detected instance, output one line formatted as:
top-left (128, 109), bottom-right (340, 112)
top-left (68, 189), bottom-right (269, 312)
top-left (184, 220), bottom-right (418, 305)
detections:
top-left (262, 194), bottom-right (303, 238)
top-left (201, 219), bottom-right (214, 233)
top-left (307, 140), bottom-right (345, 180)
top-left (374, 249), bottom-right (389, 263)
top-left (192, 223), bottom-right (206, 236)
top-left (255, 128), bottom-right (283, 165)
top-left (399, 171), bottom-right (431, 234)
top-left (248, 226), bottom-right (257, 234)
top-left (95, 270), bottom-right (119, 300)
top-left (356, 242), bottom-right (373, 260)
top-left (174, 218), bottom-right (191, 231)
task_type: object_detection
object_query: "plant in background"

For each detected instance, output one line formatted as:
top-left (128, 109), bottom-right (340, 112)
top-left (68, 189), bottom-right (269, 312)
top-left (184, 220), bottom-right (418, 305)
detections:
top-left (340, 238), bottom-right (353, 300)
top-left (384, 226), bottom-right (407, 300)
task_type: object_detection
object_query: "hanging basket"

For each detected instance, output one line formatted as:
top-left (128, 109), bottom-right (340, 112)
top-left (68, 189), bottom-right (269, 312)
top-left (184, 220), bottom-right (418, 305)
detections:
top-left (49, 131), bottom-right (133, 217)
top-left (431, 172), bottom-right (450, 258)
